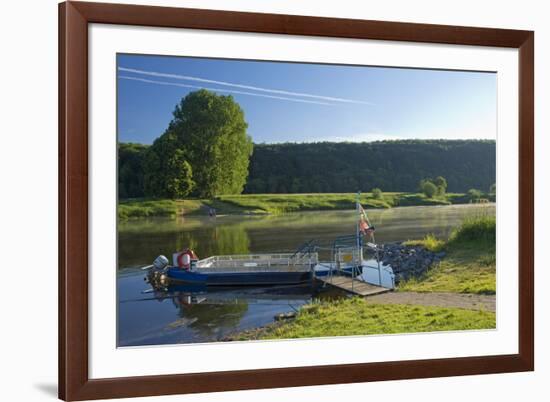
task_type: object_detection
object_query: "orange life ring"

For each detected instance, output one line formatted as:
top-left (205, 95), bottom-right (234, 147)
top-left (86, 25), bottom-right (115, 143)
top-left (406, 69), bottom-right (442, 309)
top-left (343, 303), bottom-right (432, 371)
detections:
top-left (176, 249), bottom-right (197, 270)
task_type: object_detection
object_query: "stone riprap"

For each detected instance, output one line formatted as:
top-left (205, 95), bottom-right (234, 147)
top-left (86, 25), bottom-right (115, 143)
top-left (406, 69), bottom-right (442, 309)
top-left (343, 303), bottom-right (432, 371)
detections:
top-left (379, 243), bottom-right (446, 284)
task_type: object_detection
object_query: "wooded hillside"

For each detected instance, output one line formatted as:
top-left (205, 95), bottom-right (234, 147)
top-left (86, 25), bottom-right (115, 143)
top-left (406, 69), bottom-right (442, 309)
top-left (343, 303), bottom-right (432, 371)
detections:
top-left (119, 139), bottom-right (496, 198)
top-left (244, 140), bottom-right (495, 194)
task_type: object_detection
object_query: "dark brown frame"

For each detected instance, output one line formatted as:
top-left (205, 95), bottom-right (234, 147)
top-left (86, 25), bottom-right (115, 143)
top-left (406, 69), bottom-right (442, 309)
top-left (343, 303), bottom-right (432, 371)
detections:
top-left (59, 1), bottom-right (534, 400)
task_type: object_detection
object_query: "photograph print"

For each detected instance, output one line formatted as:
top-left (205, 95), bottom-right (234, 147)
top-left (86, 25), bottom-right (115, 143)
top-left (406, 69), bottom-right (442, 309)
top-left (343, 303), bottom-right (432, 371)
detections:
top-left (117, 54), bottom-right (497, 347)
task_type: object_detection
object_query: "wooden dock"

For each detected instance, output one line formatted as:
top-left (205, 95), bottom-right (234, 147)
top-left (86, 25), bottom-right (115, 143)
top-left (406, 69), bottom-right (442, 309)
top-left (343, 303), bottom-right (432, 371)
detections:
top-left (316, 276), bottom-right (391, 297)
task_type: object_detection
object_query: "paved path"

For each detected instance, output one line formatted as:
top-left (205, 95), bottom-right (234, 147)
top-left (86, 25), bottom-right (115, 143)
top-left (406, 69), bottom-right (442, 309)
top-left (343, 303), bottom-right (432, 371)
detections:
top-left (365, 291), bottom-right (496, 312)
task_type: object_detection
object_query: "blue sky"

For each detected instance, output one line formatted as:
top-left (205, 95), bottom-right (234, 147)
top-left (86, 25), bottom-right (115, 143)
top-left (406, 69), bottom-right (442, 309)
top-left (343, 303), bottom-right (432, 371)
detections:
top-left (117, 54), bottom-right (497, 144)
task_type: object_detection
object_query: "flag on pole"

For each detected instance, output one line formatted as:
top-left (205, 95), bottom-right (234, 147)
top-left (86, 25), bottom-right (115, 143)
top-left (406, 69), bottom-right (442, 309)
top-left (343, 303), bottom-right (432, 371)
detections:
top-left (358, 203), bottom-right (375, 236)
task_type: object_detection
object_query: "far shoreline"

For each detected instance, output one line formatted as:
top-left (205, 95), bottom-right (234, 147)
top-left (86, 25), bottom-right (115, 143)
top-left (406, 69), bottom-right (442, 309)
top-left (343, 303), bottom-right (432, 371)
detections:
top-left (118, 192), bottom-right (495, 220)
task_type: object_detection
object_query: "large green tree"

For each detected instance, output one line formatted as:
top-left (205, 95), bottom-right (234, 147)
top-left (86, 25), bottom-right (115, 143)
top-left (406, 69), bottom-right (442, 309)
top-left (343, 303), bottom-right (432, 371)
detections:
top-left (143, 132), bottom-right (195, 198)
top-left (145, 90), bottom-right (253, 198)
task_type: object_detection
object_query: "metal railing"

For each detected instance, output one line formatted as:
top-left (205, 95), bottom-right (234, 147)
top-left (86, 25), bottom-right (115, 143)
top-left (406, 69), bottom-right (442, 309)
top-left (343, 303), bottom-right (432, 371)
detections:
top-left (196, 253), bottom-right (319, 272)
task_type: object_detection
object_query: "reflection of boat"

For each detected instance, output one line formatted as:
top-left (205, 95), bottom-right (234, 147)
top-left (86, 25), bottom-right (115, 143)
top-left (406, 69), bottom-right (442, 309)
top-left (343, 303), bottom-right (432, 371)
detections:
top-left (145, 194), bottom-right (395, 289)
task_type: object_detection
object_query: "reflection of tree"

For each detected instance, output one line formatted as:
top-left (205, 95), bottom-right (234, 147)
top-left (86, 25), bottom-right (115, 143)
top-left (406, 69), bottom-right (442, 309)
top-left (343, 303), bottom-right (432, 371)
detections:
top-left (209, 225), bottom-right (250, 256)
top-left (119, 220), bottom-right (251, 268)
top-left (172, 295), bottom-right (248, 338)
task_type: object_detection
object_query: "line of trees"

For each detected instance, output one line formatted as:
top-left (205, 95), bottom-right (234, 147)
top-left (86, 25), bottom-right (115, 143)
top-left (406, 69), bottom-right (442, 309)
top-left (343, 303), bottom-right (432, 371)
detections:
top-left (244, 140), bottom-right (495, 194)
top-left (418, 176), bottom-right (495, 201)
top-left (120, 139), bottom-right (496, 199)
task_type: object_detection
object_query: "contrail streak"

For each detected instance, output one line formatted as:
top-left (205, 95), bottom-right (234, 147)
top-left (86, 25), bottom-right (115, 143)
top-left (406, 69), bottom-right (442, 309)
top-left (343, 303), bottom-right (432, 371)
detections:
top-left (118, 76), bottom-right (334, 105)
top-left (118, 67), bottom-right (372, 105)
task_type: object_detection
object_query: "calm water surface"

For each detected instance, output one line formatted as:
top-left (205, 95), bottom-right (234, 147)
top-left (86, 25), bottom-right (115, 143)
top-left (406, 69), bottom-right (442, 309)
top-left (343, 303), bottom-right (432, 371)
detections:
top-left (118, 204), bottom-right (494, 346)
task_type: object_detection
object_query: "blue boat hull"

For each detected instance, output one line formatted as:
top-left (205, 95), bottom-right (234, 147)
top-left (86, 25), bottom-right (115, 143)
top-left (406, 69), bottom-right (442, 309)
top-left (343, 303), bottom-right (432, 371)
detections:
top-left (166, 267), bottom-right (312, 286)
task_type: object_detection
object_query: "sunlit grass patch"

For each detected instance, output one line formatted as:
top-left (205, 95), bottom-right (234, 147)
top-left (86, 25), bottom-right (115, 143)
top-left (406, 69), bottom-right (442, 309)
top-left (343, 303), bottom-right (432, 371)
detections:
top-left (215, 193), bottom-right (396, 214)
top-left (118, 192), bottom-right (484, 218)
top-left (403, 233), bottom-right (445, 252)
top-left (235, 298), bottom-right (495, 340)
top-left (118, 199), bottom-right (180, 219)
top-left (118, 199), bottom-right (208, 219)
top-left (399, 215), bottom-right (496, 295)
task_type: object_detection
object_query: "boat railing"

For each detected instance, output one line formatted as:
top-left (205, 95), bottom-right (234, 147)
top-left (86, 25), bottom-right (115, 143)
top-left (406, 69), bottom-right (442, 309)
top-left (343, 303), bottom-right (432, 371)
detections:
top-left (196, 253), bottom-right (319, 271)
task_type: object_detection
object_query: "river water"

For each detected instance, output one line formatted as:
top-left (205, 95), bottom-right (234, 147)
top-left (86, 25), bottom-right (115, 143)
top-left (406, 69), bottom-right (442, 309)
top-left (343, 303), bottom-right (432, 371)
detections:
top-left (117, 204), bottom-right (494, 346)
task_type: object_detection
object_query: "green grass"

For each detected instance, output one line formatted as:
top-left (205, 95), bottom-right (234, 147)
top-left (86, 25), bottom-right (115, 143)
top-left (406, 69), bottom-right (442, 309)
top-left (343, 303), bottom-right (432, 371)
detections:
top-left (216, 193), bottom-right (395, 214)
top-left (118, 192), bottom-right (490, 219)
top-left (403, 233), bottom-right (445, 252)
top-left (394, 193), bottom-right (450, 206)
top-left (118, 199), bottom-right (206, 219)
top-left (399, 215), bottom-right (496, 295)
top-left (217, 192), bottom-right (478, 213)
top-left (449, 214), bottom-right (496, 244)
top-left (231, 298), bottom-right (495, 341)
top-left (118, 197), bottom-right (255, 219)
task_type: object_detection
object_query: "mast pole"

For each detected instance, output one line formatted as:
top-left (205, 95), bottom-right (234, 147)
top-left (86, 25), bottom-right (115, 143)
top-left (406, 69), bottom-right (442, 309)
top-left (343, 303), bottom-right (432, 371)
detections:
top-left (356, 191), bottom-right (362, 275)
top-left (356, 191), bottom-right (360, 248)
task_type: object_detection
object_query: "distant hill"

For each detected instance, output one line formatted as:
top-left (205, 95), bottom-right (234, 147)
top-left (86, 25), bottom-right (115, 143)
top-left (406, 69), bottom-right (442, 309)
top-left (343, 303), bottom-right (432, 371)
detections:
top-left (118, 139), bottom-right (496, 198)
top-left (244, 140), bottom-right (495, 194)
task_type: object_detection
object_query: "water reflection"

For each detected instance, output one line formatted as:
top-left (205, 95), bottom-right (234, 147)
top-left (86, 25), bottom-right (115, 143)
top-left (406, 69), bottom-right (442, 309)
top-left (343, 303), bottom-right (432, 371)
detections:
top-left (118, 273), bottom-right (316, 346)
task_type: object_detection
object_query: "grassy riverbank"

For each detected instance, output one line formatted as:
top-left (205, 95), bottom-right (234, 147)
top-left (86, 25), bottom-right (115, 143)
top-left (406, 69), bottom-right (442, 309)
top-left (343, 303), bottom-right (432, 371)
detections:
top-left (118, 198), bottom-right (248, 219)
top-left (118, 192), bottom-right (488, 219)
top-left (229, 299), bottom-right (495, 341)
top-left (400, 215), bottom-right (496, 294)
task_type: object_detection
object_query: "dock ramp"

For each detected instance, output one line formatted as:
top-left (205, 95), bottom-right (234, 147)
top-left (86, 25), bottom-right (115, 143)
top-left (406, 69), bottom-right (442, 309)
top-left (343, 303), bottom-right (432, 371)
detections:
top-left (317, 275), bottom-right (390, 297)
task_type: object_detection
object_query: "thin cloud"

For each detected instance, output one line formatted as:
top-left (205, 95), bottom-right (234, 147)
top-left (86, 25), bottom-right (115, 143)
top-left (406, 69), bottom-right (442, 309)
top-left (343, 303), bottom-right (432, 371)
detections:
top-left (118, 66), bottom-right (373, 106)
top-left (119, 76), bottom-right (333, 106)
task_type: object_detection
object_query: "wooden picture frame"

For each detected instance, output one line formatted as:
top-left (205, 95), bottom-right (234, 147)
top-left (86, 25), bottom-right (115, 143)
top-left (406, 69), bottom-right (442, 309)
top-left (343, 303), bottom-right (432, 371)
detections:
top-left (59, 1), bottom-right (534, 400)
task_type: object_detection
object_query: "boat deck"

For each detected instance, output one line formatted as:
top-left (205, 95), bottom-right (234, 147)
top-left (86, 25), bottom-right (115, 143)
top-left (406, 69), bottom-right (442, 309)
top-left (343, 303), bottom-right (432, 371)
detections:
top-left (317, 275), bottom-right (391, 297)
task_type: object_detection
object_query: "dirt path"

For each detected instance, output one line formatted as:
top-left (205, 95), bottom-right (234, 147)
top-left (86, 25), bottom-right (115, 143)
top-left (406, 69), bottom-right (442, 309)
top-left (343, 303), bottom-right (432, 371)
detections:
top-left (366, 291), bottom-right (495, 312)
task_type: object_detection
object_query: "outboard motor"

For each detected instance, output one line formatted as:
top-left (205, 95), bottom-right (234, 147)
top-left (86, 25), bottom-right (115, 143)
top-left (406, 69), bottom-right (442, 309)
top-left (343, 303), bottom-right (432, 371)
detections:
top-left (146, 255), bottom-right (170, 290)
top-left (153, 255), bottom-right (169, 270)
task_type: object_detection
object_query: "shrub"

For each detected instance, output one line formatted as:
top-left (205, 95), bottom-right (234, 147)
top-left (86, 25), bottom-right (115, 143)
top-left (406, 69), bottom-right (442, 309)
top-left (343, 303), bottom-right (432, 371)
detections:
top-left (371, 188), bottom-right (384, 200)
top-left (421, 233), bottom-right (445, 252)
top-left (467, 188), bottom-right (483, 202)
top-left (420, 180), bottom-right (438, 198)
top-left (434, 176), bottom-right (448, 196)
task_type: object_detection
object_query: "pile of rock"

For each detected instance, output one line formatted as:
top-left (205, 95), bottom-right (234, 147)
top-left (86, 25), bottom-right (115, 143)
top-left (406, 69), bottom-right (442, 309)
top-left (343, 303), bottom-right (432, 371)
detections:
top-left (379, 243), bottom-right (446, 284)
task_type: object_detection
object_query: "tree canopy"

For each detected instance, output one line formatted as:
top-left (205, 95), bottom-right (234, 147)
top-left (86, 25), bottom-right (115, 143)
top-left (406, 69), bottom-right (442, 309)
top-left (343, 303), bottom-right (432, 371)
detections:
top-left (143, 90), bottom-right (253, 198)
top-left (433, 176), bottom-right (448, 195)
top-left (467, 188), bottom-right (483, 201)
top-left (419, 180), bottom-right (438, 198)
